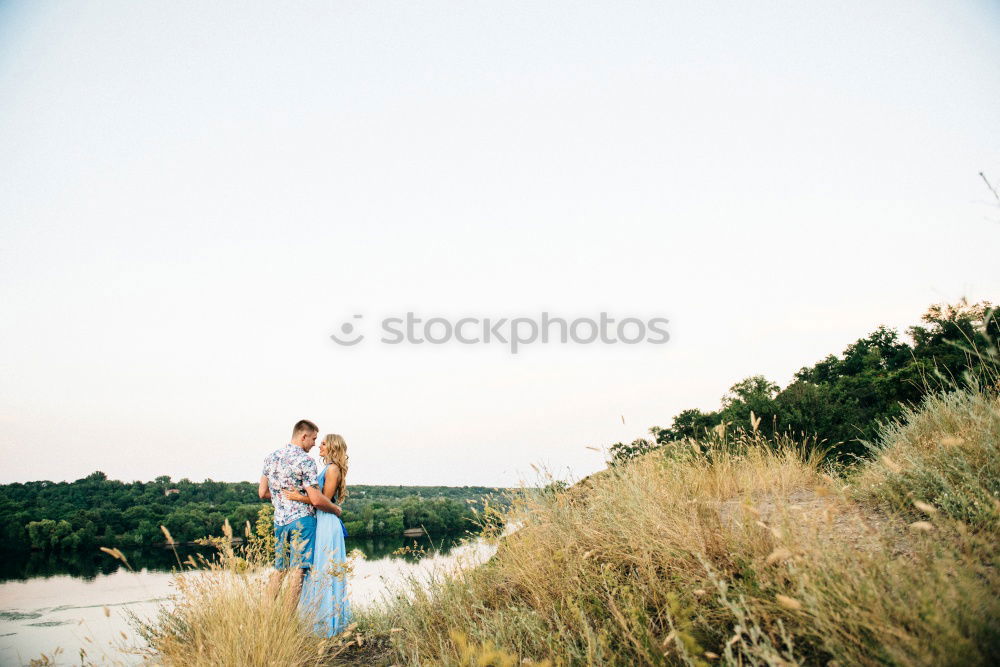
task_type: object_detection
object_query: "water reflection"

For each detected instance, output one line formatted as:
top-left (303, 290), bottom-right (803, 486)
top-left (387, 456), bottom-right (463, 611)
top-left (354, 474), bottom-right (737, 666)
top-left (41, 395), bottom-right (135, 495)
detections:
top-left (0, 535), bottom-right (488, 665)
top-left (0, 548), bottom-right (198, 582)
top-left (345, 534), bottom-right (464, 562)
top-left (0, 534), bottom-right (466, 583)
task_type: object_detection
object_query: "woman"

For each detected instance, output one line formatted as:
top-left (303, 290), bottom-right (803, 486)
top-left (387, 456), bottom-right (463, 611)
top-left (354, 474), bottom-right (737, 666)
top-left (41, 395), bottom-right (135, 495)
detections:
top-left (282, 433), bottom-right (352, 636)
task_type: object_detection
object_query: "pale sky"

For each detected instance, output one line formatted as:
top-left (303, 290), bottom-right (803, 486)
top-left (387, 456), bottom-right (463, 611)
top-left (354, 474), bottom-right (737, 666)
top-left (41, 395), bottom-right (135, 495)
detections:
top-left (1, 1), bottom-right (998, 487)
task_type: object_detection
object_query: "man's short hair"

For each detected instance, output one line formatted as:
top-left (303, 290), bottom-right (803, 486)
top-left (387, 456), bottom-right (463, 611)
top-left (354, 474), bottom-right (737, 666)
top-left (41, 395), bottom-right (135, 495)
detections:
top-left (292, 419), bottom-right (319, 437)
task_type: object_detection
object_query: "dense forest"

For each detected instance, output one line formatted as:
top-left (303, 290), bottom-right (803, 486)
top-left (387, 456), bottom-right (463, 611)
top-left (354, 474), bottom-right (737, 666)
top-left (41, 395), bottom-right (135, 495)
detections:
top-left (0, 477), bottom-right (501, 553)
top-left (609, 300), bottom-right (999, 465)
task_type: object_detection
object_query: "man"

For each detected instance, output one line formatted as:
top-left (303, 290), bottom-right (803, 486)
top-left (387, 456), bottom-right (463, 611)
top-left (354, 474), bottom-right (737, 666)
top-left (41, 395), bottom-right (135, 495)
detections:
top-left (258, 419), bottom-right (341, 607)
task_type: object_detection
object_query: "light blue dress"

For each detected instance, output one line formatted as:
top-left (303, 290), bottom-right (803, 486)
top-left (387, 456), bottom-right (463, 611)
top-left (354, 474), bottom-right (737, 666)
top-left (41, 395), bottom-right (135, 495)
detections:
top-left (299, 465), bottom-right (351, 636)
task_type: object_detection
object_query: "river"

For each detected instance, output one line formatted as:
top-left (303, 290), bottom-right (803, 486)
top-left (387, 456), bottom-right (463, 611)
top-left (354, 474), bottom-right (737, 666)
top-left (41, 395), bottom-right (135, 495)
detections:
top-left (0, 536), bottom-right (493, 665)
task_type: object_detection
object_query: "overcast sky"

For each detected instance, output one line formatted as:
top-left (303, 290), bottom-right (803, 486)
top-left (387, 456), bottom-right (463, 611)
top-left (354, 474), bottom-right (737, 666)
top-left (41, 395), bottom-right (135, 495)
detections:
top-left (1, 1), bottom-right (998, 487)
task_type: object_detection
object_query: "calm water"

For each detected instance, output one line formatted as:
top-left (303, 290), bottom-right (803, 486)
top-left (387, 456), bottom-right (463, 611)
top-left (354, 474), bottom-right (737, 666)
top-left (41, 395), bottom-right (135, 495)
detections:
top-left (0, 536), bottom-right (493, 666)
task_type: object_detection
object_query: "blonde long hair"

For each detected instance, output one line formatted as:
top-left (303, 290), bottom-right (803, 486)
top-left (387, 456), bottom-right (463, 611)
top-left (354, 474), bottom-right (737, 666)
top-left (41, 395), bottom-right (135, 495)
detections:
top-left (320, 433), bottom-right (349, 501)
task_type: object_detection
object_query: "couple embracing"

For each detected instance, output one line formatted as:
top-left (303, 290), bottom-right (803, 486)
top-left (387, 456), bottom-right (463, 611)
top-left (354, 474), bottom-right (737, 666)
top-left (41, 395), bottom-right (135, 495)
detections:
top-left (258, 419), bottom-right (351, 637)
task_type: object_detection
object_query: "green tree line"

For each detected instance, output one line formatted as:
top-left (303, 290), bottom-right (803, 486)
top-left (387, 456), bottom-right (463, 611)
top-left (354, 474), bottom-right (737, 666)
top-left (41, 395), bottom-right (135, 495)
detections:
top-left (0, 474), bottom-right (499, 553)
top-left (609, 300), bottom-right (998, 465)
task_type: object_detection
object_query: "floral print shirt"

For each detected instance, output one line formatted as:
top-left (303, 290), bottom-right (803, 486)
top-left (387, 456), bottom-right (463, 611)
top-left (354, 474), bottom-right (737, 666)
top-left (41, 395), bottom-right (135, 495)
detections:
top-left (262, 444), bottom-right (319, 526)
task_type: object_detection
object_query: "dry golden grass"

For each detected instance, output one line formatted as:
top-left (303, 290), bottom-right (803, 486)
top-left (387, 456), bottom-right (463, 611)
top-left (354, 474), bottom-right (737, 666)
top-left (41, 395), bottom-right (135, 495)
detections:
top-left (854, 389), bottom-right (1000, 531)
top-left (361, 390), bottom-right (1000, 666)
top-left (139, 568), bottom-right (348, 666)
top-left (131, 517), bottom-right (370, 666)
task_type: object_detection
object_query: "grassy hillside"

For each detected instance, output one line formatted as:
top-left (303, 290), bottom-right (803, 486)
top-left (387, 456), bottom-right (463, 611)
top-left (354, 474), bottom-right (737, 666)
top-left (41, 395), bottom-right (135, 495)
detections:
top-left (138, 385), bottom-right (998, 665)
top-left (358, 388), bottom-right (999, 665)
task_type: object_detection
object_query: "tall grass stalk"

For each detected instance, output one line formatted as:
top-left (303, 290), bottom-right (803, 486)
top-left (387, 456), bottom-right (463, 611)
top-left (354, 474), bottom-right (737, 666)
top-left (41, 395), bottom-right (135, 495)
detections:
top-left (131, 514), bottom-right (366, 666)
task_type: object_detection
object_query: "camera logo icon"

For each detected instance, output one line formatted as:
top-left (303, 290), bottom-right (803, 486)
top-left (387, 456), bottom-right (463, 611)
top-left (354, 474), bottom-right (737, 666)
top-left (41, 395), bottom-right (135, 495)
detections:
top-left (329, 314), bottom-right (364, 346)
